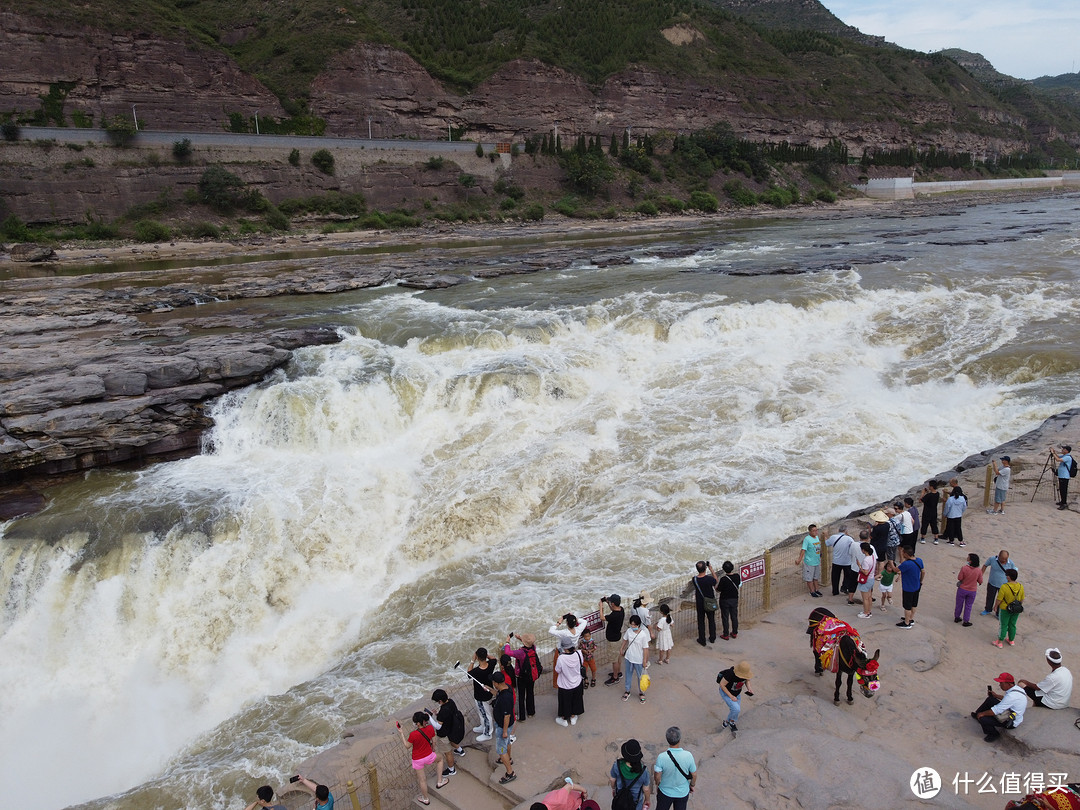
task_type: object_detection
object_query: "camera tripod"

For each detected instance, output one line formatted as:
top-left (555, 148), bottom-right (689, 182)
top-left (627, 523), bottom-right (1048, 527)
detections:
top-left (1031, 451), bottom-right (1057, 503)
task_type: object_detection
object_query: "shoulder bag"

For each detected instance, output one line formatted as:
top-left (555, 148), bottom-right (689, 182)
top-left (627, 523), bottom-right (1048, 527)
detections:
top-left (694, 576), bottom-right (718, 612)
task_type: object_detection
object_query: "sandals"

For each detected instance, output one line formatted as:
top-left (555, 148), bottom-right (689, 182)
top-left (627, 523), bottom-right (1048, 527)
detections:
top-left (622, 692), bottom-right (630, 702)
top-left (590, 678), bottom-right (596, 687)
top-left (417, 798), bottom-right (430, 806)
top-left (639, 694), bottom-right (646, 703)
top-left (435, 779), bottom-right (449, 790)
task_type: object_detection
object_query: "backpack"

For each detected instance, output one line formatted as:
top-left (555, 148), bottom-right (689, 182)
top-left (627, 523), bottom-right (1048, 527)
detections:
top-left (524, 647), bottom-right (543, 680)
top-left (611, 768), bottom-right (645, 810)
top-left (1069, 455), bottom-right (1077, 477)
top-left (451, 706), bottom-right (466, 743)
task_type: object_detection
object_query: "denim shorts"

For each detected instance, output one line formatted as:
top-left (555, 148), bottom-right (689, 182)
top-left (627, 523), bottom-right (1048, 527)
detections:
top-left (495, 725), bottom-right (514, 756)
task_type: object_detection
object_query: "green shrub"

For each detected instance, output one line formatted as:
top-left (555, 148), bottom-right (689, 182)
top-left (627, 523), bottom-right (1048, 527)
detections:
top-left (656, 195), bottom-right (686, 213)
top-left (133, 219), bottom-right (171, 242)
top-left (688, 190), bottom-right (719, 212)
top-left (1, 214), bottom-right (33, 241)
top-left (425, 156), bottom-right (445, 170)
top-left (553, 196), bottom-right (579, 217)
top-left (499, 198), bottom-right (517, 211)
top-left (815, 188), bottom-right (837, 203)
top-left (635, 200), bottom-right (659, 216)
top-left (475, 143), bottom-right (484, 157)
top-left (181, 221), bottom-right (221, 239)
top-left (172, 138), bottom-right (193, 163)
top-left (198, 166), bottom-right (246, 213)
top-left (71, 110), bottom-right (93, 129)
top-left (494, 178), bottom-right (524, 199)
top-left (104, 115), bottom-right (137, 146)
top-left (288, 148), bottom-right (300, 166)
top-left (1, 120), bottom-right (20, 141)
top-left (723, 179), bottom-right (757, 207)
top-left (265, 206), bottom-right (290, 231)
top-left (521, 203), bottom-right (544, 221)
top-left (311, 149), bottom-right (335, 175)
top-left (759, 185), bottom-right (798, 208)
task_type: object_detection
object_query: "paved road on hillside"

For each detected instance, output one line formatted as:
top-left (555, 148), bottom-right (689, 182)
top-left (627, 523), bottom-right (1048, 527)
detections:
top-left (19, 126), bottom-right (495, 154)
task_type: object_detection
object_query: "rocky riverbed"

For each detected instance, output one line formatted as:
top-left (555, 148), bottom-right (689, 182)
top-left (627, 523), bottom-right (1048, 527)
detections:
top-left (1, 190), bottom-right (1069, 518)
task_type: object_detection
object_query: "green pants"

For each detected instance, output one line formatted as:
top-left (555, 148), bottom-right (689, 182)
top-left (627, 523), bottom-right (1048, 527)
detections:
top-left (999, 610), bottom-right (1019, 641)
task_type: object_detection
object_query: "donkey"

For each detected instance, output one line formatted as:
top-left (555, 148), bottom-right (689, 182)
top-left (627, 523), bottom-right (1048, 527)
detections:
top-left (807, 607), bottom-right (881, 704)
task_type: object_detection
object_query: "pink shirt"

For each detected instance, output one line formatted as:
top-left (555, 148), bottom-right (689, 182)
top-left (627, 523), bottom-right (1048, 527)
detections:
top-left (956, 563), bottom-right (984, 592)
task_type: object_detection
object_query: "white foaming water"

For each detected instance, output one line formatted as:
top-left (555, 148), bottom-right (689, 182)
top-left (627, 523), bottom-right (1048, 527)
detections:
top-left (2, 206), bottom-right (1080, 810)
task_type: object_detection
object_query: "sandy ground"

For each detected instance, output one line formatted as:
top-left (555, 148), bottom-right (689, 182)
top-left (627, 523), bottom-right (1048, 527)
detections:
top-left (296, 413), bottom-right (1079, 810)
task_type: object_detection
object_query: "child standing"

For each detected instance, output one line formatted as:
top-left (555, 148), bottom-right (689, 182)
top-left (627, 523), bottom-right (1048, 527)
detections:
top-left (878, 560), bottom-right (897, 612)
top-left (578, 628), bottom-right (597, 688)
top-left (654, 603), bottom-right (674, 664)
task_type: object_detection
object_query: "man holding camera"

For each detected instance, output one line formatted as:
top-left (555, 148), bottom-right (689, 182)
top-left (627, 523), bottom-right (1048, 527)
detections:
top-left (1050, 444), bottom-right (1074, 509)
top-left (691, 561), bottom-right (718, 646)
top-left (294, 776), bottom-right (333, 810)
top-left (970, 672), bottom-right (1028, 742)
top-left (601, 594), bottom-right (626, 685)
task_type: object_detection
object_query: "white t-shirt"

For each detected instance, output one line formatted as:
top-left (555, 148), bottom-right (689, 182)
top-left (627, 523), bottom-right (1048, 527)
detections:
top-left (827, 533), bottom-right (854, 567)
top-left (994, 686), bottom-right (1028, 727)
top-left (1036, 666), bottom-right (1073, 710)
top-left (623, 626), bottom-right (650, 665)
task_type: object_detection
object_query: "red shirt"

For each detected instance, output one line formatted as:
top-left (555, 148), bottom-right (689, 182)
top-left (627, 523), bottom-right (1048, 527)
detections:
top-left (408, 725), bottom-right (435, 760)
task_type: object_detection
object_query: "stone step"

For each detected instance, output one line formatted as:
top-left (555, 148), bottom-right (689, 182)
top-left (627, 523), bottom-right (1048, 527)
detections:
top-left (412, 763), bottom-right (512, 810)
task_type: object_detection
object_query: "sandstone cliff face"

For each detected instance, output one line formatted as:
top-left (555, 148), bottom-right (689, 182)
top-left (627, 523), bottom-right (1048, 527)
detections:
top-left (0, 11), bottom-right (283, 131)
top-left (308, 44), bottom-right (1028, 155)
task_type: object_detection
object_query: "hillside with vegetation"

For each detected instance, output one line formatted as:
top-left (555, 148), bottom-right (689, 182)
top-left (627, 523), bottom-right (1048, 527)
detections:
top-left (2, 0), bottom-right (1079, 239)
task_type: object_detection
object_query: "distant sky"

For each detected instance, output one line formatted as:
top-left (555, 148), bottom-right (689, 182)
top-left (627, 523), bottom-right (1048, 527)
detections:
top-left (819, 0), bottom-right (1080, 79)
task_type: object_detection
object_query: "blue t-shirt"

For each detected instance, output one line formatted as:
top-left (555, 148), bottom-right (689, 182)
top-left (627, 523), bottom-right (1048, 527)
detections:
top-left (1058, 454), bottom-right (1073, 479)
top-left (801, 535), bottom-right (821, 566)
top-left (898, 558), bottom-right (923, 592)
top-left (986, 557), bottom-right (1017, 588)
top-left (654, 748), bottom-right (696, 798)
top-left (317, 796), bottom-right (335, 810)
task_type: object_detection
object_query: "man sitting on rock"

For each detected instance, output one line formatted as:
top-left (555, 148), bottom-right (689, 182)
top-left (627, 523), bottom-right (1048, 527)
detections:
top-left (1017, 647), bottom-right (1073, 709)
top-left (971, 672), bottom-right (1028, 742)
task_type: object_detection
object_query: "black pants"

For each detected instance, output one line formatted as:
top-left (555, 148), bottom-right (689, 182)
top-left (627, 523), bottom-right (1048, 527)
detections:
top-left (984, 584), bottom-right (999, 614)
top-left (719, 597), bottom-right (739, 636)
top-left (831, 563), bottom-right (847, 595)
top-left (697, 605), bottom-right (716, 644)
top-left (1059, 477), bottom-right (1070, 505)
top-left (943, 517), bottom-right (963, 543)
top-left (517, 675), bottom-right (535, 718)
top-left (974, 696), bottom-right (1010, 737)
top-left (842, 567), bottom-right (858, 596)
top-left (921, 512), bottom-right (939, 537)
top-left (1021, 685), bottom-right (1046, 706)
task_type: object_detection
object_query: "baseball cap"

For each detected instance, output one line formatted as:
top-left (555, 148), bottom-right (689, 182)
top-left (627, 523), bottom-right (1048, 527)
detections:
top-left (993, 672), bottom-right (1015, 684)
top-left (1000, 455), bottom-right (1010, 462)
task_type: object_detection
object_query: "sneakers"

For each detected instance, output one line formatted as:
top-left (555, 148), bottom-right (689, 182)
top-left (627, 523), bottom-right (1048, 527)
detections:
top-left (570, 716), bottom-right (578, 725)
top-left (933, 539), bottom-right (939, 545)
top-left (980, 610), bottom-right (993, 616)
top-left (720, 634), bottom-right (730, 640)
top-left (442, 767), bottom-right (456, 777)
top-left (962, 621), bottom-right (973, 627)
top-left (729, 722), bottom-right (738, 733)
top-left (696, 640), bottom-right (707, 647)
top-left (555, 717), bottom-right (569, 727)
top-left (1007, 640), bottom-right (1015, 646)
top-left (920, 538), bottom-right (926, 543)
top-left (857, 612), bottom-right (872, 618)
top-left (453, 747), bottom-right (466, 756)
top-left (810, 592), bottom-right (822, 598)
top-left (896, 621), bottom-right (912, 628)
top-left (992, 640), bottom-right (1004, 648)
top-left (954, 617), bottom-right (962, 623)
top-left (476, 734), bottom-right (492, 742)
top-left (959, 541), bottom-right (967, 547)
top-left (472, 726), bottom-right (485, 733)
top-left (731, 632), bottom-right (738, 639)
top-left (722, 720), bottom-right (729, 728)
top-left (499, 772), bottom-right (517, 784)
top-left (604, 673), bottom-right (620, 686)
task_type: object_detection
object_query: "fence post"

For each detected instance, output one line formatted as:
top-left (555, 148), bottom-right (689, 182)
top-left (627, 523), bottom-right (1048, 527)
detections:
top-left (820, 539), bottom-right (830, 590)
top-left (346, 780), bottom-right (361, 810)
top-left (367, 764), bottom-right (381, 810)
top-left (984, 464), bottom-right (994, 510)
top-left (763, 548), bottom-right (772, 612)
